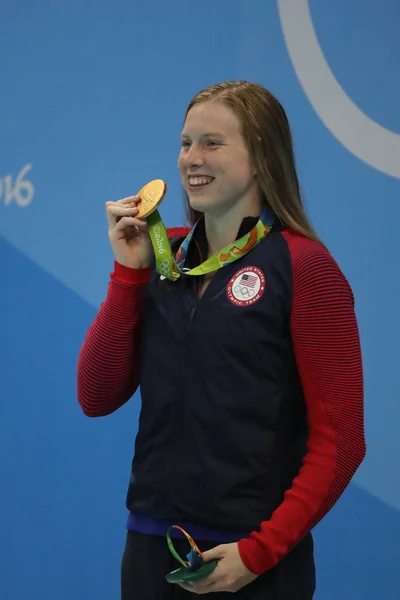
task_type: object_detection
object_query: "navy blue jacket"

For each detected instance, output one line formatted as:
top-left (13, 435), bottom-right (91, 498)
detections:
top-left (77, 216), bottom-right (365, 574)
top-left (128, 218), bottom-right (308, 532)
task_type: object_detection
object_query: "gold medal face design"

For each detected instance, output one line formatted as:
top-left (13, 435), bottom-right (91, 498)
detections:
top-left (136, 179), bottom-right (167, 219)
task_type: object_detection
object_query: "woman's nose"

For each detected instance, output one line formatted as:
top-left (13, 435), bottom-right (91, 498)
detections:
top-left (184, 145), bottom-right (205, 167)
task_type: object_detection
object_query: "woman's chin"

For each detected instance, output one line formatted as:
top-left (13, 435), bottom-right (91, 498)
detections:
top-left (188, 196), bottom-right (209, 214)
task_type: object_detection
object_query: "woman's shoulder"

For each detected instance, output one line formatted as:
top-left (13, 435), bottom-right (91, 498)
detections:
top-left (280, 227), bottom-right (330, 257)
top-left (280, 228), bottom-right (353, 297)
top-left (280, 228), bottom-right (338, 267)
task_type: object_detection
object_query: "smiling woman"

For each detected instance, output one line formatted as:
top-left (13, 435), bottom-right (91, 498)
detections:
top-left (180, 82), bottom-right (323, 249)
top-left (77, 80), bottom-right (366, 599)
top-left (179, 102), bottom-right (260, 235)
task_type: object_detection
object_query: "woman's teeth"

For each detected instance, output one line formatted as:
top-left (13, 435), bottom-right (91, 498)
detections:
top-left (188, 176), bottom-right (214, 187)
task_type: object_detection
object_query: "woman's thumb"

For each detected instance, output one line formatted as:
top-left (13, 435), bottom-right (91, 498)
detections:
top-left (201, 544), bottom-right (225, 563)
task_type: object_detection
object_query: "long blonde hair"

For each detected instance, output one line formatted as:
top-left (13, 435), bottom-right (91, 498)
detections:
top-left (182, 80), bottom-right (322, 244)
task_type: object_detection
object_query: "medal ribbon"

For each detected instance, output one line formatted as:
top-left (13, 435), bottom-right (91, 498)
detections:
top-left (146, 208), bottom-right (275, 282)
top-left (166, 525), bottom-right (204, 570)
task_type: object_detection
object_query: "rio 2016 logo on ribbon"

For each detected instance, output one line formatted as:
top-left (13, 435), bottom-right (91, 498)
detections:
top-left (278, 0), bottom-right (400, 180)
top-left (0, 163), bottom-right (35, 207)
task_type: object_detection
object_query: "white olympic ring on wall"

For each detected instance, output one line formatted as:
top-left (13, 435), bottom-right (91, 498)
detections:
top-left (278, 0), bottom-right (400, 179)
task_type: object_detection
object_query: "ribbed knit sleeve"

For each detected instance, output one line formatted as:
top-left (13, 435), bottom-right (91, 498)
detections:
top-left (238, 230), bottom-right (366, 574)
top-left (76, 227), bottom-right (190, 417)
top-left (76, 262), bottom-right (150, 417)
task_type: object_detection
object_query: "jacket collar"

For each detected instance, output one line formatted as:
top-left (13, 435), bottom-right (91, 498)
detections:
top-left (185, 215), bottom-right (259, 268)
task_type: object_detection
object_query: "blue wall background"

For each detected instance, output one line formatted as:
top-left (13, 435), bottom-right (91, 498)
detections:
top-left (1, 1), bottom-right (399, 598)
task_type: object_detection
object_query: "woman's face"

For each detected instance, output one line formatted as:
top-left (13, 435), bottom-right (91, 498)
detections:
top-left (178, 101), bottom-right (258, 216)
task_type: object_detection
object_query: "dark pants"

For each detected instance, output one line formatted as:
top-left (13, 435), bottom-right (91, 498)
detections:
top-left (121, 530), bottom-right (316, 599)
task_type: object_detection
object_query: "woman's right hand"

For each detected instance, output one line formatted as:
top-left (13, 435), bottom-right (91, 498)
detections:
top-left (106, 195), bottom-right (153, 269)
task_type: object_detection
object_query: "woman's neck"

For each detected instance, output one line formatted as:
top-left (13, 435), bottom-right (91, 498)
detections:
top-left (204, 199), bottom-right (262, 256)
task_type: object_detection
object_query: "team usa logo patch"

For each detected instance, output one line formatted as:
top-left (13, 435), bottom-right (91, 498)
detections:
top-left (226, 266), bottom-right (266, 306)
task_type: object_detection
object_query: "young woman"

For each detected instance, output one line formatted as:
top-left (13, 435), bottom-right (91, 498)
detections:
top-left (77, 81), bottom-right (366, 599)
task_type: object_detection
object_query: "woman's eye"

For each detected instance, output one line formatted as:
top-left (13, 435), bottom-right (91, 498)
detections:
top-left (180, 139), bottom-right (221, 148)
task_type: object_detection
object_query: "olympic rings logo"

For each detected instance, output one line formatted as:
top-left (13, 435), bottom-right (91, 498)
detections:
top-left (233, 285), bottom-right (255, 298)
top-left (159, 259), bottom-right (171, 276)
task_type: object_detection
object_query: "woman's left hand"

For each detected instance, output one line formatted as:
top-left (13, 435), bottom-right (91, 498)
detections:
top-left (178, 542), bottom-right (258, 594)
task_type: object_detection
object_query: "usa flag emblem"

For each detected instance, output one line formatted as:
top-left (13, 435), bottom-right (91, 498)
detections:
top-left (226, 266), bottom-right (266, 307)
top-left (238, 273), bottom-right (258, 288)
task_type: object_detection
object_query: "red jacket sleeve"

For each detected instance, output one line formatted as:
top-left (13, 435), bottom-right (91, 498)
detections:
top-left (76, 262), bottom-right (151, 417)
top-left (76, 226), bottom-right (190, 417)
top-left (238, 230), bottom-right (366, 574)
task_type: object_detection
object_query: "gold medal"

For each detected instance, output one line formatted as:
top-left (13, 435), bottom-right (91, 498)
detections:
top-left (136, 179), bottom-right (167, 219)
